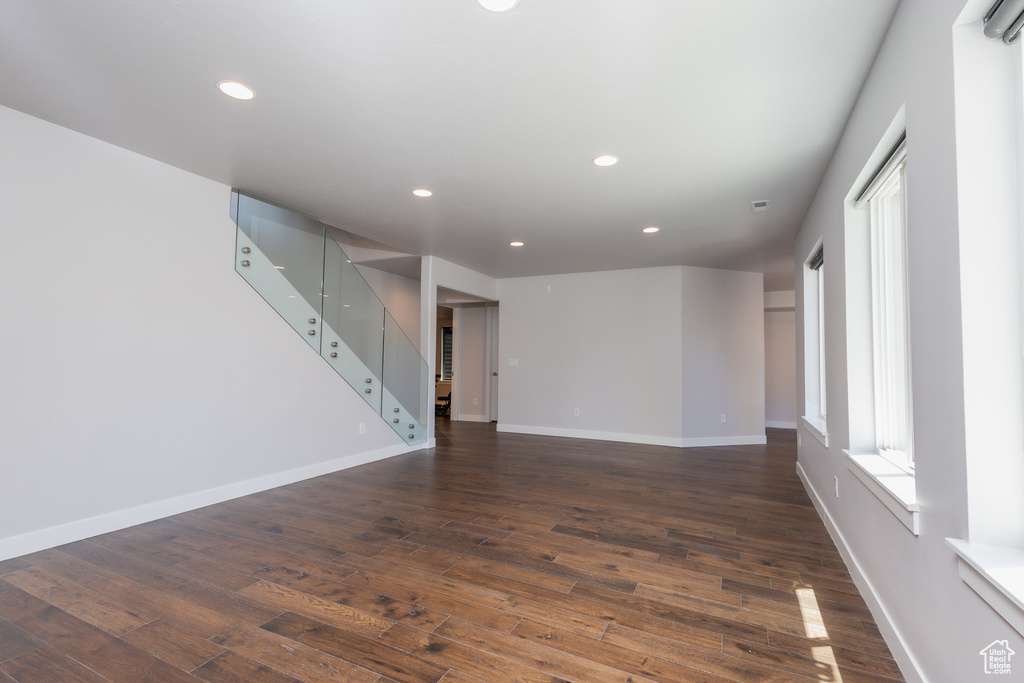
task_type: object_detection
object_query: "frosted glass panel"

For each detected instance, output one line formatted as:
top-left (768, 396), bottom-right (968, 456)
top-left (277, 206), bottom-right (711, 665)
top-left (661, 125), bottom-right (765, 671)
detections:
top-left (232, 191), bottom-right (427, 444)
top-left (322, 235), bottom-right (383, 414)
top-left (384, 310), bottom-right (428, 443)
top-left (235, 227), bottom-right (323, 351)
top-left (323, 236), bottom-right (384, 380)
top-left (236, 193), bottom-right (325, 316)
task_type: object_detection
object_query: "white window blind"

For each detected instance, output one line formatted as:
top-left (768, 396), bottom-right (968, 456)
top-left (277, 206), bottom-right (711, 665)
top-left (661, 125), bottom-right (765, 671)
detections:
top-left (868, 156), bottom-right (913, 470)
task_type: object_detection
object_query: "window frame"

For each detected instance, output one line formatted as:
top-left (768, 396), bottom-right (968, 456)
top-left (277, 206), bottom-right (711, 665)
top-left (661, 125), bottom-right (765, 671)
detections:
top-left (817, 260), bottom-right (827, 423)
top-left (802, 242), bottom-right (828, 446)
top-left (842, 115), bottom-right (918, 535)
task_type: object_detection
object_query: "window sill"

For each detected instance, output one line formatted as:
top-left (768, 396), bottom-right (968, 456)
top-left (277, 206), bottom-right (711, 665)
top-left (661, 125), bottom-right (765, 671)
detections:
top-left (845, 451), bottom-right (919, 535)
top-left (801, 416), bottom-right (829, 447)
top-left (947, 539), bottom-right (1024, 638)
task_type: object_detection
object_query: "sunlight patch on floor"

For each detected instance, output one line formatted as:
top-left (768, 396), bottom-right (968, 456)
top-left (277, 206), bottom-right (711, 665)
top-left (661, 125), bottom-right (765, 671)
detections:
top-left (798, 587), bottom-right (844, 682)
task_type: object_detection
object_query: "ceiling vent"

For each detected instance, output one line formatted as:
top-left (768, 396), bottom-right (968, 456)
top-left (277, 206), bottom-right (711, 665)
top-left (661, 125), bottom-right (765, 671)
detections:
top-left (750, 200), bottom-right (770, 213)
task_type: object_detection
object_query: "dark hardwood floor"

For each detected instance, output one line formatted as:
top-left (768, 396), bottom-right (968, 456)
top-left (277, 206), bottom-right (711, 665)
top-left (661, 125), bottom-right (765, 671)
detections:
top-left (0, 422), bottom-right (902, 682)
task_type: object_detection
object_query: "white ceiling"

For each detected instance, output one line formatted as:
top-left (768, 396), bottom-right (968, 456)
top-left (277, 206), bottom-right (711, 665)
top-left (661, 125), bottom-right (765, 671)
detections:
top-left (0, 0), bottom-right (900, 290)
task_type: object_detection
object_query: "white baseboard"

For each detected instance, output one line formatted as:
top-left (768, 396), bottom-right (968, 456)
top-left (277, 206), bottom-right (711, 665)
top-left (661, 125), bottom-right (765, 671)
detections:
top-left (496, 423), bottom-right (766, 449)
top-left (497, 423), bottom-right (682, 447)
top-left (0, 441), bottom-right (423, 563)
top-left (765, 420), bottom-right (798, 429)
top-left (796, 461), bottom-right (926, 683)
top-left (679, 435), bottom-right (767, 447)
top-left (455, 414), bottom-right (491, 423)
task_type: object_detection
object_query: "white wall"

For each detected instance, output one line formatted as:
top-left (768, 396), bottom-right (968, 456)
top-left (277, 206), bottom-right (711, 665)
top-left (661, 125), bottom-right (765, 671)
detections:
top-left (765, 291), bottom-right (797, 428)
top-left (793, 0), bottom-right (1024, 679)
top-left (0, 105), bottom-right (411, 560)
top-left (455, 305), bottom-right (489, 422)
top-left (680, 267), bottom-right (766, 444)
top-left (497, 266), bottom-right (764, 447)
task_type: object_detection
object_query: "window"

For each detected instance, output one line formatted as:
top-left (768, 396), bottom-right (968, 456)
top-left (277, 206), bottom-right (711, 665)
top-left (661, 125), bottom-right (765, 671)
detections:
top-left (843, 121), bottom-right (918, 534)
top-left (864, 143), bottom-right (913, 471)
top-left (802, 243), bottom-right (828, 445)
top-left (815, 255), bottom-right (826, 423)
top-left (441, 326), bottom-right (453, 381)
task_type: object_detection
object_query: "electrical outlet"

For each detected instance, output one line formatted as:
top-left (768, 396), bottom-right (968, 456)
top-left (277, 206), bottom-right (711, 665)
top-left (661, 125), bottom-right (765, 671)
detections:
top-left (574, 408), bottom-right (580, 417)
top-left (720, 414), bottom-right (726, 424)
top-left (358, 422), bottom-right (366, 435)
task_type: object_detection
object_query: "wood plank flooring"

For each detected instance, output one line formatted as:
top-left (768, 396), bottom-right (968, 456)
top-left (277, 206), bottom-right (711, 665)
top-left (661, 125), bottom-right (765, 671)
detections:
top-left (0, 423), bottom-right (903, 682)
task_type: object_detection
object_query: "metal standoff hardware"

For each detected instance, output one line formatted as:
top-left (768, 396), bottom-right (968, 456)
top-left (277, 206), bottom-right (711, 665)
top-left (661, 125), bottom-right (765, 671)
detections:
top-left (308, 318), bottom-right (317, 324)
top-left (394, 407), bottom-right (400, 413)
top-left (331, 341), bottom-right (338, 347)
top-left (307, 329), bottom-right (316, 336)
top-left (240, 260), bottom-right (250, 267)
top-left (365, 378), bottom-right (372, 383)
top-left (240, 246), bottom-right (251, 254)
top-left (393, 418), bottom-right (400, 424)
top-left (364, 388), bottom-right (372, 394)
top-left (408, 423), bottom-right (415, 429)
top-left (330, 352), bottom-right (337, 358)
top-left (408, 434), bottom-right (415, 439)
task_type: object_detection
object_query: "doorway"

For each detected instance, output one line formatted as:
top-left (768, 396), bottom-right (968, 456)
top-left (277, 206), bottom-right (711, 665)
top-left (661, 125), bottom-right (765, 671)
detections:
top-left (435, 290), bottom-right (499, 424)
top-left (435, 306), bottom-right (454, 421)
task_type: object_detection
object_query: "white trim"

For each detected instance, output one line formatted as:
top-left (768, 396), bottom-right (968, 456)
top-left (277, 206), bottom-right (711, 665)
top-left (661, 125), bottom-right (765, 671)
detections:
top-left (496, 423), bottom-right (766, 448)
top-left (0, 441), bottom-right (423, 563)
top-left (456, 414), bottom-right (491, 423)
top-left (498, 423), bottom-right (682, 446)
top-left (947, 538), bottom-right (1024, 638)
top-left (801, 415), bottom-right (829, 447)
top-left (678, 435), bottom-right (767, 447)
top-left (845, 451), bottom-right (919, 535)
top-left (796, 462), bottom-right (924, 683)
top-left (765, 420), bottom-right (798, 429)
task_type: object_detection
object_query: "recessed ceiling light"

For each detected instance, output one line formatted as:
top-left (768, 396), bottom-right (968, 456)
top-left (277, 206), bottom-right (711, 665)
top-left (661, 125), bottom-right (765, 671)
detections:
top-left (593, 155), bottom-right (618, 167)
top-left (510, 241), bottom-right (524, 247)
top-left (413, 189), bottom-right (433, 197)
top-left (217, 80), bottom-right (254, 100)
top-left (642, 226), bottom-right (659, 234)
top-left (477, 0), bottom-right (519, 12)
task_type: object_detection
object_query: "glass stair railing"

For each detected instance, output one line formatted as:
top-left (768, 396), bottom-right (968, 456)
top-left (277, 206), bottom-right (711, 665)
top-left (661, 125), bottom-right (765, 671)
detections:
top-left (231, 191), bottom-right (427, 445)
